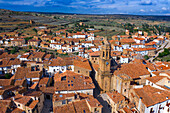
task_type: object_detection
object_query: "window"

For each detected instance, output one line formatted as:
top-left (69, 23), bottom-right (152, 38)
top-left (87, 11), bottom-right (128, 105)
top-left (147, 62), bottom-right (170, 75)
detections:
top-left (78, 70), bottom-right (80, 73)
top-left (68, 99), bottom-right (72, 102)
top-left (150, 108), bottom-right (154, 113)
top-left (62, 100), bottom-right (66, 105)
top-left (18, 104), bottom-right (20, 107)
top-left (124, 89), bottom-right (126, 92)
top-left (61, 76), bottom-right (66, 81)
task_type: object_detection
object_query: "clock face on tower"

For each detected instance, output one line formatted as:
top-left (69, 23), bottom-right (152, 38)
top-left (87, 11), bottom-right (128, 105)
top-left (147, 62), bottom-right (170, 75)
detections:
top-left (106, 62), bottom-right (109, 66)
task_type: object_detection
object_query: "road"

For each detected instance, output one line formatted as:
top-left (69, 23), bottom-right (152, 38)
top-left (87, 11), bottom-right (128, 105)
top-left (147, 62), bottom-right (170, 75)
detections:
top-left (148, 39), bottom-right (170, 62)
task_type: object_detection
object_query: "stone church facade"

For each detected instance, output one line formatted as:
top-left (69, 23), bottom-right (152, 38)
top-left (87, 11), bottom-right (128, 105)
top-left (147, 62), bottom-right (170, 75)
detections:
top-left (96, 40), bottom-right (115, 93)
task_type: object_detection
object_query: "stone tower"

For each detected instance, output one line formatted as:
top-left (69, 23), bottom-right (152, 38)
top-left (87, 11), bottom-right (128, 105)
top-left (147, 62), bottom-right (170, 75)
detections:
top-left (97, 37), bottom-right (113, 93)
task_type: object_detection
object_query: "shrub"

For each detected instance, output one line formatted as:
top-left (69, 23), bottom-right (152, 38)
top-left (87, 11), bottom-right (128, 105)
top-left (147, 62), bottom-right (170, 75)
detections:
top-left (144, 55), bottom-right (149, 60)
top-left (5, 73), bottom-right (11, 79)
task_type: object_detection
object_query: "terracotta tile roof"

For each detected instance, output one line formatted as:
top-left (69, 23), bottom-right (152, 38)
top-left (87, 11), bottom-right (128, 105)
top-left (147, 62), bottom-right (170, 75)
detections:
top-left (54, 71), bottom-right (95, 91)
top-left (78, 93), bottom-right (94, 99)
top-left (106, 91), bottom-right (125, 103)
top-left (145, 62), bottom-right (157, 71)
top-left (28, 39), bottom-right (40, 42)
top-left (73, 100), bottom-right (91, 113)
top-left (20, 54), bottom-right (30, 58)
top-left (49, 57), bottom-right (73, 66)
top-left (54, 99), bottom-right (91, 113)
top-left (120, 39), bottom-right (135, 43)
top-left (81, 41), bottom-right (92, 43)
top-left (0, 99), bottom-right (11, 113)
top-left (14, 94), bottom-right (32, 105)
top-left (39, 77), bottom-right (49, 86)
top-left (14, 67), bottom-right (41, 80)
top-left (39, 86), bottom-right (55, 94)
top-left (89, 51), bottom-right (100, 57)
top-left (131, 43), bottom-right (143, 46)
top-left (30, 83), bottom-right (38, 89)
top-left (114, 63), bottom-right (150, 79)
top-left (53, 102), bottom-right (76, 113)
top-left (122, 107), bottom-right (132, 113)
top-left (26, 71), bottom-right (41, 78)
top-left (121, 55), bottom-right (128, 58)
top-left (86, 98), bottom-right (103, 108)
top-left (146, 76), bottom-right (167, 84)
top-left (134, 37), bottom-right (145, 40)
top-left (11, 108), bottom-right (25, 113)
top-left (133, 48), bottom-right (156, 52)
top-left (0, 53), bottom-right (13, 59)
top-left (25, 91), bottom-right (42, 97)
top-left (73, 59), bottom-right (92, 71)
top-left (44, 54), bottom-right (52, 59)
top-left (0, 58), bottom-right (21, 67)
top-left (133, 59), bottom-right (157, 71)
top-left (53, 93), bottom-right (75, 101)
top-left (145, 41), bottom-right (156, 46)
top-left (28, 100), bottom-right (39, 109)
top-left (152, 71), bottom-right (161, 76)
top-left (11, 39), bottom-right (24, 42)
top-left (0, 79), bottom-right (12, 86)
top-left (134, 85), bottom-right (170, 107)
top-left (28, 52), bottom-right (46, 59)
top-left (14, 79), bottom-right (25, 86)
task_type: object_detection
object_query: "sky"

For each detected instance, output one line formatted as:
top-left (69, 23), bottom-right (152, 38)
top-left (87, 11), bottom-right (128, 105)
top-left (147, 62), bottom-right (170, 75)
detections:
top-left (0, 0), bottom-right (170, 15)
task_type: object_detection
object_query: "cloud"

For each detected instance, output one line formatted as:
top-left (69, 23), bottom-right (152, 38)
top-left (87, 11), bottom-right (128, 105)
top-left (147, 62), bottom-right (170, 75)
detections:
top-left (162, 7), bottom-right (167, 10)
top-left (0, 0), bottom-right (169, 15)
top-left (139, 0), bottom-right (155, 5)
top-left (140, 9), bottom-right (145, 12)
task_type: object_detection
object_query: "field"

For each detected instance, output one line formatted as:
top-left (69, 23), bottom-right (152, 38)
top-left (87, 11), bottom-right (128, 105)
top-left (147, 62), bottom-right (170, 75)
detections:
top-left (0, 9), bottom-right (170, 37)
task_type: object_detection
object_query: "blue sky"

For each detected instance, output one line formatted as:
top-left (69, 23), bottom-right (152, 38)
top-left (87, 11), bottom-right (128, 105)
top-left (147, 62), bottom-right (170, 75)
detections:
top-left (0, 0), bottom-right (170, 15)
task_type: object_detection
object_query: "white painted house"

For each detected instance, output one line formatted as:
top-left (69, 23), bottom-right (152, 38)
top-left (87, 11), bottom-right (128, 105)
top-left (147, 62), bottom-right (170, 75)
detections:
top-left (48, 58), bottom-right (74, 75)
top-left (120, 56), bottom-right (129, 63)
top-left (133, 85), bottom-right (170, 113)
top-left (50, 43), bottom-right (62, 50)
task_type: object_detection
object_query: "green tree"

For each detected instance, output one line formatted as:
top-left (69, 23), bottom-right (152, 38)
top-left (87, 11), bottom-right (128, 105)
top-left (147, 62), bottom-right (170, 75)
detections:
top-left (10, 49), bottom-right (17, 54)
top-left (5, 73), bottom-right (11, 79)
top-left (144, 55), bottom-right (149, 60)
top-left (29, 45), bottom-right (32, 49)
top-left (32, 28), bottom-right (38, 33)
top-left (4, 48), bottom-right (8, 52)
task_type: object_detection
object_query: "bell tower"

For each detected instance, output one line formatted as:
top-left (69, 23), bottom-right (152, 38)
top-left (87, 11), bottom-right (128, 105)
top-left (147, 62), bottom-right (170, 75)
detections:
top-left (97, 37), bottom-right (112, 93)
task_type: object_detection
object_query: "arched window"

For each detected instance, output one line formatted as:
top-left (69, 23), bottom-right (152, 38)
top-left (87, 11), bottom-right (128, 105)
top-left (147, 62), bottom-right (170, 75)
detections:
top-left (103, 51), bottom-right (105, 57)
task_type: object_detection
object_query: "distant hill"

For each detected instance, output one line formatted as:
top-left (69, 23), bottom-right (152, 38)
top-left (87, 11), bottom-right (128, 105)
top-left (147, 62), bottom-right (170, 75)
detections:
top-left (0, 9), bottom-right (170, 21)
